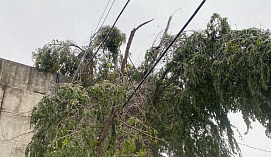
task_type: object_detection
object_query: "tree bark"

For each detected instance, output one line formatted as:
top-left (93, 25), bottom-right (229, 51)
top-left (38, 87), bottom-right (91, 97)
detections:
top-left (95, 107), bottom-right (117, 157)
top-left (121, 19), bottom-right (154, 75)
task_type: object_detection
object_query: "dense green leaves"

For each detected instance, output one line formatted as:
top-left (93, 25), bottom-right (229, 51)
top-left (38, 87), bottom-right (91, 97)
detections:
top-left (94, 25), bottom-right (126, 57)
top-left (25, 84), bottom-right (95, 156)
top-left (147, 13), bottom-right (271, 156)
top-left (94, 26), bottom-right (126, 81)
top-left (26, 83), bottom-right (154, 157)
top-left (32, 40), bottom-right (82, 76)
top-left (32, 26), bottom-right (126, 82)
top-left (28, 13), bottom-right (271, 157)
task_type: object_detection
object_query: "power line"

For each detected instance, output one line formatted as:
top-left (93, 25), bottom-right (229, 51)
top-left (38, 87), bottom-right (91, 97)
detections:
top-left (71, 0), bottom-right (117, 82)
top-left (82, 0), bottom-right (131, 73)
top-left (117, 0), bottom-right (207, 115)
top-left (91, 0), bottom-right (117, 39)
top-left (93, 0), bottom-right (112, 35)
top-left (99, 0), bottom-right (116, 31)
top-left (238, 142), bottom-right (271, 153)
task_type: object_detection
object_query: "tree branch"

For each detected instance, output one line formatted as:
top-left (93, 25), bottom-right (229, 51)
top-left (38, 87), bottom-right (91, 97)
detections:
top-left (116, 116), bottom-right (167, 143)
top-left (121, 19), bottom-right (154, 75)
top-left (158, 16), bottom-right (172, 48)
top-left (96, 107), bottom-right (117, 157)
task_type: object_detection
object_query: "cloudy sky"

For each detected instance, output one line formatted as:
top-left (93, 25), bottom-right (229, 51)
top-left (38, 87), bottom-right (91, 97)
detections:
top-left (1, 0), bottom-right (271, 156)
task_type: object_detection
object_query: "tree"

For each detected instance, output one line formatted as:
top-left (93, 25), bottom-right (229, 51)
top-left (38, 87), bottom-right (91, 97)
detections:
top-left (147, 13), bottom-right (271, 156)
top-left (32, 40), bottom-right (83, 77)
top-left (25, 83), bottom-right (154, 157)
top-left (32, 26), bottom-right (126, 81)
top-left (93, 25), bottom-right (126, 81)
top-left (27, 14), bottom-right (271, 157)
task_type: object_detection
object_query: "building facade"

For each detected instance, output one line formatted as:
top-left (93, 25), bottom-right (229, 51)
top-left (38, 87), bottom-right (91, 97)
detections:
top-left (0, 58), bottom-right (69, 157)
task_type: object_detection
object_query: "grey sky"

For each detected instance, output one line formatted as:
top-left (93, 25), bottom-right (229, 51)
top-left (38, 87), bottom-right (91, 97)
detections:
top-left (1, 0), bottom-right (271, 156)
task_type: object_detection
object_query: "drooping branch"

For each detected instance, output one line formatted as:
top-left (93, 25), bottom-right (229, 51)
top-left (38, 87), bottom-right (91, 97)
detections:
top-left (121, 19), bottom-right (154, 75)
top-left (116, 116), bottom-right (167, 143)
top-left (48, 42), bottom-right (84, 52)
top-left (95, 107), bottom-right (117, 157)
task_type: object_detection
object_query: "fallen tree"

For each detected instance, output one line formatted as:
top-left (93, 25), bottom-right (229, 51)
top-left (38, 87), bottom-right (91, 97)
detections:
top-left (26, 14), bottom-right (271, 157)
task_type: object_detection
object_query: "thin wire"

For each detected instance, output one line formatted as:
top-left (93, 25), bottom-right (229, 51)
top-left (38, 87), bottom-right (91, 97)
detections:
top-left (71, 0), bottom-right (117, 82)
top-left (93, 0), bottom-right (112, 35)
top-left (92, 0), bottom-right (116, 39)
top-left (237, 142), bottom-right (271, 153)
top-left (117, 0), bottom-right (207, 115)
top-left (100, 0), bottom-right (116, 30)
top-left (82, 0), bottom-right (131, 73)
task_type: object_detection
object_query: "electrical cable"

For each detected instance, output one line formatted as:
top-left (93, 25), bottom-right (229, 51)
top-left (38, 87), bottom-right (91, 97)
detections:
top-left (93, 0), bottom-right (112, 35)
top-left (82, 0), bottom-right (131, 73)
top-left (237, 142), bottom-right (271, 153)
top-left (71, 0), bottom-right (117, 82)
top-left (117, 0), bottom-right (206, 115)
top-left (100, 0), bottom-right (116, 32)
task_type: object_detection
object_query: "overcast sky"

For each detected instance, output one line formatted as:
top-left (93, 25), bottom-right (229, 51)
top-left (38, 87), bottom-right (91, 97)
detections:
top-left (1, 0), bottom-right (271, 156)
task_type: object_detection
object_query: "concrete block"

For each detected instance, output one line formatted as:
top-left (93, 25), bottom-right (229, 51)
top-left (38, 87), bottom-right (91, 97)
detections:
top-left (0, 58), bottom-right (70, 157)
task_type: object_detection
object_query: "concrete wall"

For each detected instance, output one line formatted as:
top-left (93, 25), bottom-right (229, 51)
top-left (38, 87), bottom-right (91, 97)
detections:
top-left (0, 58), bottom-right (69, 157)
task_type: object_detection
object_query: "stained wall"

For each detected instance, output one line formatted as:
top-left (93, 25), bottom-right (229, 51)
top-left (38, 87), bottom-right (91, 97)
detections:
top-left (0, 58), bottom-right (69, 157)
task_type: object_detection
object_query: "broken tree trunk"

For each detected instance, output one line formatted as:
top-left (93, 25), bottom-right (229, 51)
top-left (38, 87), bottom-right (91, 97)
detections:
top-left (120, 19), bottom-right (154, 75)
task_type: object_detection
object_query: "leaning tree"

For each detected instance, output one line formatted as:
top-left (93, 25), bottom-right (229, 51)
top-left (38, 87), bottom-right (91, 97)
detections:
top-left (26, 14), bottom-right (271, 157)
top-left (146, 13), bottom-right (271, 156)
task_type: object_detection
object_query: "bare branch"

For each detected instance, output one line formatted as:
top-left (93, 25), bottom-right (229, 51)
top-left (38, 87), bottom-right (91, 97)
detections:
top-left (158, 15), bottom-right (172, 50)
top-left (135, 19), bottom-right (154, 31)
top-left (121, 19), bottom-right (154, 75)
top-left (47, 42), bottom-right (84, 52)
top-left (117, 116), bottom-right (167, 143)
top-left (96, 107), bottom-right (117, 157)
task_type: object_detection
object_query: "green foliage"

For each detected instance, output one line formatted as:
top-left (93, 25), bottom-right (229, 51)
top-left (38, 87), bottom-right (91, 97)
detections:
top-left (32, 26), bottom-right (126, 83)
top-left (25, 83), bottom-right (154, 157)
top-left (32, 40), bottom-right (82, 76)
top-left (94, 25), bottom-right (126, 58)
top-left (27, 13), bottom-right (271, 157)
top-left (94, 26), bottom-right (126, 81)
top-left (25, 84), bottom-right (95, 156)
top-left (147, 13), bottom-right (271, 156)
